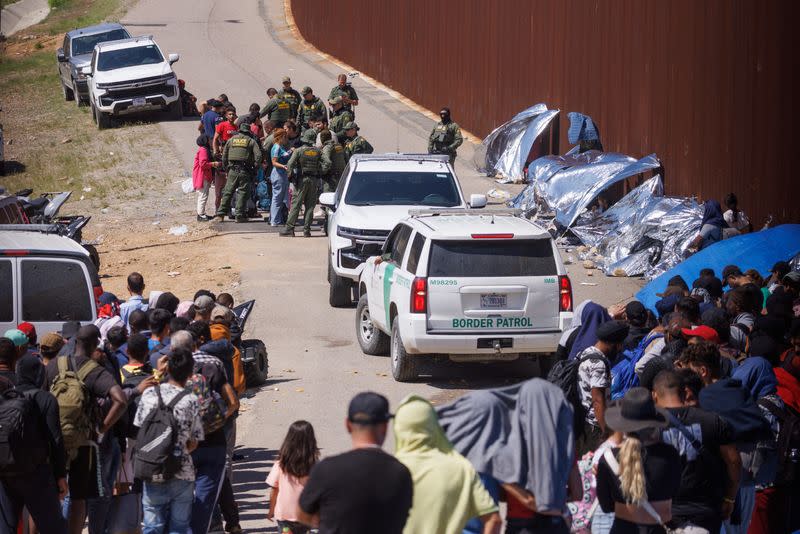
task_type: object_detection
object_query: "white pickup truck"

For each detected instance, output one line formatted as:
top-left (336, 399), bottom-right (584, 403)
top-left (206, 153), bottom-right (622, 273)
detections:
top-left (355, 209), bottom-right (574, 381)
top-left (82, 35), bottom-right (181, 129)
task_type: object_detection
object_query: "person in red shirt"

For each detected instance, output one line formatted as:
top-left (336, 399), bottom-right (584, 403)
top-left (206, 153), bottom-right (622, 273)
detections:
top-left (213, 109), bottom-right (238, 155)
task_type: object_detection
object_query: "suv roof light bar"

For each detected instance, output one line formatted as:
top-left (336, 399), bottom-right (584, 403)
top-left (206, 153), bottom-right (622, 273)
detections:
top-left (349, 153), bottom-right (450, 163)
top-left (407, 208), bottom-right (523, 218)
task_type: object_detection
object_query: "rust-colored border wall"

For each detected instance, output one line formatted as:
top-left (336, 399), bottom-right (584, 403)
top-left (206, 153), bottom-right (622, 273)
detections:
top-left (290, 0), bottom-right (796, 226)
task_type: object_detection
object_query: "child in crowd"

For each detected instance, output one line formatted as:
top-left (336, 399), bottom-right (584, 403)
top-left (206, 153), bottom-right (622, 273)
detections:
top-left (267, 421), bottom-right (319, 534)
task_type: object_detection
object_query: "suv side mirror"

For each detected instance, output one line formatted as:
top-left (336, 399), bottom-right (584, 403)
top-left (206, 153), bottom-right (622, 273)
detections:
top-left (168, 53), bottom-right (180, 65)
top-left (319, 192), bottom-right (336, 209)
top-left (80, 66), bottom-right (92, 76)
top-left (469, 194), bottom-right (487, 208)
top-left (57, 48), bottom-right (67, 62)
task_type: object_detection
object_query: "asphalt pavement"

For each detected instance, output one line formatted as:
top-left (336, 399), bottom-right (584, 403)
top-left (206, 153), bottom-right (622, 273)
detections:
top-left (122, 0), bottom-right (643, 530)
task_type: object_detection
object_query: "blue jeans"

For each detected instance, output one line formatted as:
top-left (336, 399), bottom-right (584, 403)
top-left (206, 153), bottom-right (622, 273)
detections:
top-left (191, 446), bottom-right (227, 534)
top-left (270, 169), bottom-right (289, 225)
top-left (142, 478), bottom-right (194, 534)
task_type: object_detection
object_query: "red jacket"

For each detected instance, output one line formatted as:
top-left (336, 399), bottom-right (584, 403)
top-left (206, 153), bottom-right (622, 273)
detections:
top-left (192, 147), bottom-right (213, 189)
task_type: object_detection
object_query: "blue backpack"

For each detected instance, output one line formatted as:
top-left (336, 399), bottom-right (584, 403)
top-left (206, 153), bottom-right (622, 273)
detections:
top-left (255, 180), bottom-right (271, 211)
top-left (610, 332), bottom-right (664, 400)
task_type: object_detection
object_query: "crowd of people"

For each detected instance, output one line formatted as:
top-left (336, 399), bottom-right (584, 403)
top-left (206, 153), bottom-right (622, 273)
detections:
top-left (0, 272), bottom-right (248, 534)
top-left (2, 259), bottom-right (798, 534)
top-left (190, 73), bottom-right (464, 235)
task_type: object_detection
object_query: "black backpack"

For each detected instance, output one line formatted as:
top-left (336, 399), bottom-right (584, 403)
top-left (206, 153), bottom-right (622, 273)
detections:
top-left (0, 386), bottom-right (47, 477)
top-left (758, 398), bottom-right (800, 486)
top-left (121, 364), bottom-right (153, 439)
top-left (134, 386), bottom-right (189, 482)
top-left (547, 352), bottom-right (610, 432)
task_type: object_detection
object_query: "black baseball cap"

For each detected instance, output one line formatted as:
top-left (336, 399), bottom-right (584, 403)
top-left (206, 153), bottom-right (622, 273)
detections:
top-left (348, 392), bottom-right (393, 424)
top-left (771, 261), bottom-right (791, 277)
top-left (721, 265), bottom-right (743, 284)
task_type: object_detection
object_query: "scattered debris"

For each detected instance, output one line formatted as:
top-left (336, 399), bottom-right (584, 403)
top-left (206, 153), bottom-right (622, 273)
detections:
top-left (487, 188), bottom-right (512, 201)
top-left (167, 271), bottom-right (181, 277)
top-left (60, 137), bottom-right (72, 144)
top-left (168, 225), bottom-right (188, 236)
top-left (580, 282), bottom-right (598, 286)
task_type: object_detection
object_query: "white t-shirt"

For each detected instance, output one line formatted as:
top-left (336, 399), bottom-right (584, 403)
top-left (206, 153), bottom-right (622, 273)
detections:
top-left (723, 209), bottom-right (750, 231)
top-left (577, 346), bottom-right (611, 428)
top-left (634, 336), bottom-right (666, 377)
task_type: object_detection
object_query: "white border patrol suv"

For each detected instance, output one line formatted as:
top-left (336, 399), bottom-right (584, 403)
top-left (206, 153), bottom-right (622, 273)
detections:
top-left (355, 208), bottom-right (574, 381)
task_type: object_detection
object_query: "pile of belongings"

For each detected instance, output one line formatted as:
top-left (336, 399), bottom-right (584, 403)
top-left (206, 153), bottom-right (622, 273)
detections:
top-left (472, 103), bottom-right (559, 184)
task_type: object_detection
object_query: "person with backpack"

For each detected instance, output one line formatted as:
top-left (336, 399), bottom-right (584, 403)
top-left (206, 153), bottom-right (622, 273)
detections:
top-left (576, 321), bottom-right (630, 455)
top-left (749, 348), bottom-right (800, 534)
top-left (0, 340), bottom-right (67, 534)
top-left (169, 328), bottom-right (237, 534)
top-left (134, 348), bottom-right (203, 534)
top-left (595, 388), bottom-right (682, 534)
top-left (652, 369), bottom-right (741, 533)
top-left (44, 325), bottom-right (128, 534)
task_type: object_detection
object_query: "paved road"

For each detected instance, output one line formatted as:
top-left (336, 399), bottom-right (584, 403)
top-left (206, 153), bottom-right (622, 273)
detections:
top-left (122, 0), bottom-right (643, 530)
top-left (0, 0), bottom-right (48, 36)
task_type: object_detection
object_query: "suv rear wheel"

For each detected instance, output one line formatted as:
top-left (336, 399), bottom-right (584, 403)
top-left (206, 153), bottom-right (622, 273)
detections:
top-left (328, 262), bottom-right (352, 307)
top-left (355, 294), bottom-right (389, 355)
top-left (390, 319), bottom-right (418, 382)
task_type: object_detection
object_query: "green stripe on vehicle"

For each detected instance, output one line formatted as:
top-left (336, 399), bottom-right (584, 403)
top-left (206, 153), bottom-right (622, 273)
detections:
top-left (383, 263), bottom-right (396, 326)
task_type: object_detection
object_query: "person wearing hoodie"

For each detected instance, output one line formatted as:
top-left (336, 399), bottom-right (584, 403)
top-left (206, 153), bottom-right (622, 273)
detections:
top-left (394, 395), bottom-right (501, 534)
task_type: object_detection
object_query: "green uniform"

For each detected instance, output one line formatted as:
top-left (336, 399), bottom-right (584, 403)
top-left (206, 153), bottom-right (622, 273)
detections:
top-left (280, 88), bottom-right (302, 119)
top-left (344, 135), bottom-right (374, 161)
top-left (328, 84), bottom-right (358, 116)
top-left (428, 120), bottom-right (463, 165)
top-left (260, 94), bottom-right (292, 126)
top-left (298, 96), bottom-right (327, 131)
top-left (321, 140), bottom-right (347, 192)
top-left (329, 108), bottom-right (354, 137)
top-left (285, 144), bottom-right (330, 233)
top-left (217, 132), bottom-right (263, 220)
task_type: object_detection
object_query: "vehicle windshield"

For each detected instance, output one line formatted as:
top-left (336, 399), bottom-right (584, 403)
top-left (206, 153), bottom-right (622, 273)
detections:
top-left (71, 29), bottom-right (129, 56)
top-left (344, 171), bottom-right (461, 207)
top-left (97, 44), bottom-right (163, 71)
top-left (428, 239), bottom-right (556, 277)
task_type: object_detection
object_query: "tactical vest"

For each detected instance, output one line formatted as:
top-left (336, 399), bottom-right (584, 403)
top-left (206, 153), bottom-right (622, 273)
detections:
top-left (280, 90), bottom-right (300, 115)
top-left (300, 99), bottom-right (319, 125)
top-left (330, 110), bottom-right (353, 134)
top-left (328, 142), bottom-right (346, 177)
top-left (269, 96), bottom-right (292, 122)
top-left (227, 135), bottom-right (252, 163)
top-left (432, 123), bottom-right (453, 148)
top-left (299, 146), bottom-right (322, 176)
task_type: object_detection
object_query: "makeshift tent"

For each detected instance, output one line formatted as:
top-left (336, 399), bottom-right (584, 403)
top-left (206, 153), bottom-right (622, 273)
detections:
top-left (510, 151), bottom-right (661, 229)
top-left (472, 103), bottom-right (559, 182)
top-left (636, 224), bottom-right (800, 312)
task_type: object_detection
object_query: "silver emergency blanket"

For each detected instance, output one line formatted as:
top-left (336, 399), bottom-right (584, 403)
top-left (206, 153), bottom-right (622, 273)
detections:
top-left (513, 151), bottom-right (662, 229)
top-left (571, 175), bottom-right (703, 278)
top-left (472, 103), bottom-right (559, 183)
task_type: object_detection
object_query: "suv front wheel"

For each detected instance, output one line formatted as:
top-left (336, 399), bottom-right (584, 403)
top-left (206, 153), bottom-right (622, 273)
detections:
top-left (328, 262), bottom-right (352, 307)
top-left (62, 81), bottom-right (74, 101)
top-left (355, 294), bottom-right (389, 355)
top-left (390, 319), bottom-right (419, 382)
top-left (93, 103), bottom-right (113, 130)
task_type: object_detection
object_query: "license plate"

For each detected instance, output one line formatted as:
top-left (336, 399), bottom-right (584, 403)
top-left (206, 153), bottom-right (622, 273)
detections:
top-left (480, 294), bottom-right (507, 309)
top-left (132, 97), bottom-right (146, 107)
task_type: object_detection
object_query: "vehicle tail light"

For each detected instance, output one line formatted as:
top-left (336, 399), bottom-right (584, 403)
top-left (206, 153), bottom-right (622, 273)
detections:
top-left (411, 277), bottom-right (427, 314)
top-left (559, 275), bottom-right (573, 312)
top-left (471, 233), bottom-right (514, 239)
top-left (0, 249), bottom-right (29, 256)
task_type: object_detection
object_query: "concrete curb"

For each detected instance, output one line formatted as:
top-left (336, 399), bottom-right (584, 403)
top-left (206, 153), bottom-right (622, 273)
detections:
top-left (0, 0), bottom-right (49, 37)
top-left (280, 0), bottom-right (482, 148)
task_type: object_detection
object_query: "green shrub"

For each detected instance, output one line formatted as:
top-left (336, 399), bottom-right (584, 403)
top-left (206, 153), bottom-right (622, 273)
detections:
top-left (48, 0), bottom-right (69, 8)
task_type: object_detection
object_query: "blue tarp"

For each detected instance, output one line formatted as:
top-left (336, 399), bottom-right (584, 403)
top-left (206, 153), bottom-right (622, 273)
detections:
top-left (636, 224), bottom-right (800, 312)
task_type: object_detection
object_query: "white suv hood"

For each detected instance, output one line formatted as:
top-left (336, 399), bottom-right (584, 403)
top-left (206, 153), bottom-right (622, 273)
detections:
top-left (93, 62), bottom-right (173, 84)
top-left (339, 204), bottom-right (460, 231)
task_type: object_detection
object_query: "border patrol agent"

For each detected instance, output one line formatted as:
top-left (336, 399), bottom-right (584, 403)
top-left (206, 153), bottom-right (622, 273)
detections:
top-left (298, 87), bottom-right (327, 131)
top-left (328, 73), bottom-right (359, 117)
top-left (343, 122), bottom-right (374, 161)
top-left (328, 96), bottom-right (353, 138)
top-left (259, 92), bottom-right (292, 128)
top-left (280, 75), bottom-right (302, 118)
top-left (215, 122), bottom-right (262, 223)
top-left (279, 129), bottom-right (331, 237)
top-left (428, 107), bottom-right (463, 165)
top-left (320, 130), bottom-right (346, 193)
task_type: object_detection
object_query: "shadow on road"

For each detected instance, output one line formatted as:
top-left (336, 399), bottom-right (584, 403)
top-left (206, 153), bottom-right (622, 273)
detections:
top-left (233, 446), bottom-right (277, 533)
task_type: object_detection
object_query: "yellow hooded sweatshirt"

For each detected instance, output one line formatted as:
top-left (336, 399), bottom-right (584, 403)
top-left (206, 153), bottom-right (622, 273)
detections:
top-left (210, 322), bottom-right (246, 395)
